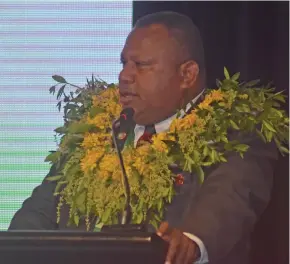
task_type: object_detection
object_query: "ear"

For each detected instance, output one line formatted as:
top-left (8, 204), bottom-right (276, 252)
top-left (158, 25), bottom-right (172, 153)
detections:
top-left (179, 60), bottom-right (199, 91)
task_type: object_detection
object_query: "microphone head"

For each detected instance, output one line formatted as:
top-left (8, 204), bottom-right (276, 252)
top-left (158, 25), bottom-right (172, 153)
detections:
top-left (116, 108), bottom-right (135, 141)
top-left (120, 107), bottom-right (135, 122)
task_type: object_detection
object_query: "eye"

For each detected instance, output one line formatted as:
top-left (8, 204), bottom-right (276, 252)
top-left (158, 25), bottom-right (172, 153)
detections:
top-left (135, 61), bottom-right (150, 67)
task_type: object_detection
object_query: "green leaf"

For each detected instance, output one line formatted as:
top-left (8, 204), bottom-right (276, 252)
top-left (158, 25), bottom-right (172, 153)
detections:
top-left (220, 135), bottom-right (228, 143)
top-left (235, 104), bottom-right (251, 113)
top-left (195, 166), bottom-right (205, 183)
top-left (219, 155), bottom-right (227, 162)
top-left (224, 67), bottom-right (230, 79)
top-left (56, 101), bottom-right (62, 111)
top-left (210, 149), bottom-right (218, 162)
top-left (202, 146), bottom-right (209, 156)
top-left (264, 130), bottom-right (273, 142)
top-left (54, 126), bottom-right (67, 134)
top-left (231, 72), bottom-right (240, 81)
top-left (49, 85), bottom-right (56, 94)
top-left (65, 135), bottom-right (84, 149)
top-left (52, 75), bottom-right (67, 83)
top-left (89, 107), bottom-right (106, 118)
top-left (74, 214), bottom-right (80, 226)
top-left (150, 219), bottom-right (159, 230)
top-left (64, 164), bottom-right (81, 179)
top-left (57, 85), bottom-right (66, 100)
top-left (101, 208), bottom-right (111, 223)
top-left (192, 150), bottom-right (200, 161)
top-left (279, 145), bottom-right (290, 154)
top-left (54, 180), bottom-right (67, 194)
top-left (46, 175), bottom-right (63, 181)
top-left (234, 106), bottom-right (243, 113)
top-left (229, 120), bottom-right (239, 130)
top-left (234, 144), bottom-right (249, 152)
top-left (68, 123), bottom-right (95, 134)
top-left (262, 120), bottom-right (276, 132)
top-left (244, 79), bottom-right (260, 87)
top-left (218, 102), bottom-right (226, 107)
top-left (45, 151), bottom-right (61, 163)
top-left (273, 94), bottom-right (286, 103)
top-left (91, 74), bottom-right (95, 89)
top-left (269, 108), bottom-right (283, 118)
top-left (202, 161), bottom-right (213, 166)
top-left (64, 103), bottom-right (77, 111)
top-left (86, 77), bottom-right (91, 88)
top-left (157, 199), bottom-right (163, 211)
top-left (94, 222), bottom-right (104, 232)
top-left (216, 79), bottom-right (222, 87)
top-left (75, 192), bottom-right (86, 213)
top-left (136, 212), bottom-right (143, 224)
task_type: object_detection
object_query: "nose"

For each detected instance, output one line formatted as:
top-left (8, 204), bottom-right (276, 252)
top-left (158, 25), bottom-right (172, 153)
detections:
top-left (118, 62), bottom-right (136, 85)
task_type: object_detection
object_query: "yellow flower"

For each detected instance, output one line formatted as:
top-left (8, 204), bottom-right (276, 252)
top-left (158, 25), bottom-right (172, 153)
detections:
top-left (81, 132), bottom-right (111, 149)
top-left (195, 118), bottom-right (207, 132)
top-left (92, 88), bottom-right (118, 105)
top-left (133, 157), bottom-right (148, 175)
top-left (198, 89), bottom-right (224, 111)
top-left (152, 133), bottom-right (168, 153)
top-left (81, 149), bottom-right (104, 174)
top-left (106, 102), bottom-right (122, 118)
top-left (111, 170), bottom-right (123, 181)
top-left (210, 89), bottom-right (224, 101)
top-left (99, 153), bottom-right (119, 174)
top-left (98, 170), bottom-right (110, 180)
top-left (135, 143), bottom-right (151, 156)
top-left (133, 144), bottom-right (151, 175)
top-left (198, 95), bottom-right (214, 111)
top-left (91, 88), bottom-right (122, 118)
top-left (182, 111), bottom-right (198, 129)
top-left (170, 111), bottom-right (198, 132)
top-left (86, 112), bottom-right (111, 130)
top-left (92, 95), bottom-right (101, 107)
top-left (238, 94), bottom-right (249, 99)
top-left (100, 87), bottom-right (119, 100)
top-left (169, 119), bottom-right (180, 132)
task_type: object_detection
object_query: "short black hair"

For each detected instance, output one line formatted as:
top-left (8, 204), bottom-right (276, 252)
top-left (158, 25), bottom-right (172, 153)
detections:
top-left (135, 11), bottom-right (205, 74)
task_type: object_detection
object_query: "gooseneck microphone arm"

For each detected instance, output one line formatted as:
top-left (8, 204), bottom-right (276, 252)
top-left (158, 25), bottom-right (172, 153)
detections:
top-left (111, 108), bottom-right (134, 225)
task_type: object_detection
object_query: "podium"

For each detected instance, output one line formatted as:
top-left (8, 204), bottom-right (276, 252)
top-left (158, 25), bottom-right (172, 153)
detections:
top-left (0, 230), bottom-right (168, 264)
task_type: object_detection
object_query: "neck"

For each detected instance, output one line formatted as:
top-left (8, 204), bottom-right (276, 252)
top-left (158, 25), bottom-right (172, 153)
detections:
top-left (180, 85), bottom-right (204, 111)
top-left (138, 88), bottom-right (204, 126)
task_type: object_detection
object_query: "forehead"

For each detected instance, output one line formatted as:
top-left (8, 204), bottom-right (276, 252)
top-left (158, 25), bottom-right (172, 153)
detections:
top-left (121, 25), bottom-right (176, 59)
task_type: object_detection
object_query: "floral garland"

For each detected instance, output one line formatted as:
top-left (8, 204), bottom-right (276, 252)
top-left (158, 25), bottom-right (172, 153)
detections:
top-left (46, 68), bottom-right (289, 230)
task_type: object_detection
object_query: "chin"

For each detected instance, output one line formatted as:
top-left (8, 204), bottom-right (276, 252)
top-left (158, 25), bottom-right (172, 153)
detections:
top-left (134, 113), bottom-right (156, 126)
top-left (133, 112), bottom-right (147, 126)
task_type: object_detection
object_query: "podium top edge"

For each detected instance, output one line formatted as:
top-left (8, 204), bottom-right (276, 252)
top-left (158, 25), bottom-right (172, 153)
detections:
top-left (0, 230), bottom-right (161, 243)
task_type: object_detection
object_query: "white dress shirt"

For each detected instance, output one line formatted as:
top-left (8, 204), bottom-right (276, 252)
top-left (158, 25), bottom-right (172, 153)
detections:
top-left (133, 91), bottom-right (209, 264)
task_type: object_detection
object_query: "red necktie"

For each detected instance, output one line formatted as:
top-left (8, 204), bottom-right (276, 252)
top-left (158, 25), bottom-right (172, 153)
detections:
top-left (136, 124), bottom-right (156, 147)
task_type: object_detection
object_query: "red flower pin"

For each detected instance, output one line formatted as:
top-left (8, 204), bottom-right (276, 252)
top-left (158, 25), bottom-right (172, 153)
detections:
top-left (175, 173), bottom-right (184, 186)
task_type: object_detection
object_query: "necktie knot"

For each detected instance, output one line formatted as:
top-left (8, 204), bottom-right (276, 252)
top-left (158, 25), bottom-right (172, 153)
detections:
top-left (137, 124), bottom-right (156, 147)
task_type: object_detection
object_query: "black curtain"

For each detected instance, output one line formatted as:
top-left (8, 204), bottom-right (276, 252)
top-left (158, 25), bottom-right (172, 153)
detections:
top-left (133, 2), bottom-right (289, 264)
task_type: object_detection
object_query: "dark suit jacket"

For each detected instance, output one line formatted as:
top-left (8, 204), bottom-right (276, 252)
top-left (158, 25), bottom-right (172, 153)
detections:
top-left (9, 131), bottom-right (278, 264)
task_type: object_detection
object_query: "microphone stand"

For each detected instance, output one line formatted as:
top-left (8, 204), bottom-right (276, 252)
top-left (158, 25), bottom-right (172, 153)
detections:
top-left (111, 119), bottom-right (131, 225)
top-left (101, 110), bottom-right (147, 233)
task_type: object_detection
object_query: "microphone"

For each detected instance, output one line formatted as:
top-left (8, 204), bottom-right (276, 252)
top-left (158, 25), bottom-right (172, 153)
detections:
top-left (112, 108), bottom-right (135, 225)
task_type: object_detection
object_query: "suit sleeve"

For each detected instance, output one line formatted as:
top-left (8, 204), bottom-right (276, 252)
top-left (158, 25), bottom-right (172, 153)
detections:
top-left (181, 133), bottom-right (278, 262)
top-left (8, 166), bottom-right (58, 230)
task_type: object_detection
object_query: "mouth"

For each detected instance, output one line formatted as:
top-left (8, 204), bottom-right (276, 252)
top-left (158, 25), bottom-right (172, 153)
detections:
top-left (119, 92), bottom-right (139, 105)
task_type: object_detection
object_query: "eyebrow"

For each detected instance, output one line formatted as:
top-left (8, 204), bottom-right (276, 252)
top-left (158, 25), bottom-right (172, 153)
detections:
top-left (120, 53), bottom-right (155, 63)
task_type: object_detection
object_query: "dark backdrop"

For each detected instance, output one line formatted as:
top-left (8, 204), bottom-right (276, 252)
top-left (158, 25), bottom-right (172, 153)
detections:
top-left (133, 2), bottom-right (289, 264)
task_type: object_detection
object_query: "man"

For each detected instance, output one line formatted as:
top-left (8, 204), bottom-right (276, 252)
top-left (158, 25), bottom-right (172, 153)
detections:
top-left (9, 11), bottom-right (278, 264)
